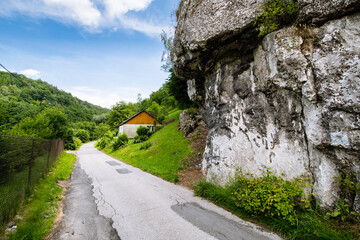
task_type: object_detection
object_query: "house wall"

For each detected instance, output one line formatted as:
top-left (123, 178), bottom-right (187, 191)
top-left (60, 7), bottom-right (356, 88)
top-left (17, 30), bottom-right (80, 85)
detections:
top-left (119, 124), bottom-right (154, 138)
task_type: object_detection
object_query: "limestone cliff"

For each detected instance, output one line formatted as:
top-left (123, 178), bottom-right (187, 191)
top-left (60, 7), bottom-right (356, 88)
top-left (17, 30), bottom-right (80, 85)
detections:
top-left (172, 0), bottom-right (360, 209)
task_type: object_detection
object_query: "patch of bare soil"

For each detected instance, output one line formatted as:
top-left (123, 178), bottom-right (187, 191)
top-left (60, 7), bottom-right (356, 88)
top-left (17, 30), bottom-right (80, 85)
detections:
top-left (178, 121), bottom-right (208, 189)
top-left (44, 180), bottom-right (70, 240)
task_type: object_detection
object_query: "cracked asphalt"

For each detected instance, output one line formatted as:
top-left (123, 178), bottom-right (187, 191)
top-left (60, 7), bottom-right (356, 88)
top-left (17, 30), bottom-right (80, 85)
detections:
top-left (57, 142), bottom-right (282, 240)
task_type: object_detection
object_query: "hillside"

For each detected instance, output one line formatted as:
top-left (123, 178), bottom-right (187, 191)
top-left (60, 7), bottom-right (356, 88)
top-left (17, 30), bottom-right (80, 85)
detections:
top-left (0, 71), bottom-right (108, 129)
top-left (97, 109), bottom-right (207, 187)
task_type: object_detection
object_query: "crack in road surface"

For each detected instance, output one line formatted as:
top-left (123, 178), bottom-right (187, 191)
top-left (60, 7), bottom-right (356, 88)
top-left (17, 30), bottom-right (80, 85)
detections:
top-left (52, 160), bottom-right (120, 240)
top-left (58, 142), bottom-right (282, 240)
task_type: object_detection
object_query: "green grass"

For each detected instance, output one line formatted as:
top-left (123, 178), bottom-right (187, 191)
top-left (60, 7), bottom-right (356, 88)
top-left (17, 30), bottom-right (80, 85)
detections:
top-left (164, 109), bottom-right (183, 122)
top-left (3, 152), bottom-right (76, 240)
top-left (103, 119), bottom-right (191, 182)
top-left (194, 181), bottom-right (354, 240)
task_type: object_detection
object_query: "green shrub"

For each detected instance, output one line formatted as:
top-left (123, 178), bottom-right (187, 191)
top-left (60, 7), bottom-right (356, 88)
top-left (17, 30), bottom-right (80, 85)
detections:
top-left (111, 138), bottom-right (124, 151)
top-left (132, 135), bottom-right (141, 144)
top-left (118, 133), bottom-right (128, 143)
top-left (136, 126), bottom-right (151, 137)
top-left (73, 137), bottom-right (82, 150)
top-left (254, 0), bottom-right (298, 37)
top-left (326, 172), bottom-right (360, 221)
top-left (139, 142), bottom-right (152, 150)
top-left (75, 129), bottom-right (90, 143)
top-left (133, 126), bottom-right (152, 144)
top-left (96, 137), bottom-right (111, 149)
top-left (111, 134), bottom-right (128, 151)
top-left (232, 170), bottom-right (307, 225)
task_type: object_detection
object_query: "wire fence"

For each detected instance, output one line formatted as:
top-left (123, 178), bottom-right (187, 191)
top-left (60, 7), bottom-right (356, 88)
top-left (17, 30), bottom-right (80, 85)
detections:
top-left (0, 135), bottom-right (64, 226)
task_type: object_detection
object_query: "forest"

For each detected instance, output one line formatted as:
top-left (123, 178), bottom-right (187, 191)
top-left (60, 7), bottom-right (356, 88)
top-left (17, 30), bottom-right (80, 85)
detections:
top-left (0, 68), bottom-right (193, 149)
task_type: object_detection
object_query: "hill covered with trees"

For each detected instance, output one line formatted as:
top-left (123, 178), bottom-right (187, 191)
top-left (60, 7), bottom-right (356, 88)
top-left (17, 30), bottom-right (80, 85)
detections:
top-left (0, 71), bottom-right (108, 129)
top-left (0, 71), bottom-right (109, 149)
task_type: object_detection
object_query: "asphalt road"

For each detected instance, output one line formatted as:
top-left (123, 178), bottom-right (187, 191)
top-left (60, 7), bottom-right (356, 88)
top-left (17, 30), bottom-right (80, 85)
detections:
top-left (58, 142), bottom-right (282, 240)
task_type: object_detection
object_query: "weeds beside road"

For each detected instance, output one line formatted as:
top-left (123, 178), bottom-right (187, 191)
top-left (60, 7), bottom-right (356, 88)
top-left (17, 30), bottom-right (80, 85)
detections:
top-left (2, 152), bottom-right (76, 240)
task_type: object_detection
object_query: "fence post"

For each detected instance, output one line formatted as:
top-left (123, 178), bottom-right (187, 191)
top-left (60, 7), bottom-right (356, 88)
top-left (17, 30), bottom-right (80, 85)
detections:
top-left (46, 140), bottom-right (51, 168)
top-left (27, 139), bottom-right (35, 189)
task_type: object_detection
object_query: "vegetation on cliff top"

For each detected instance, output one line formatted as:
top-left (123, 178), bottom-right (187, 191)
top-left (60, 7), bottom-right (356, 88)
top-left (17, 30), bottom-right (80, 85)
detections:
top-left (255, 0), bottom-right (298, 36)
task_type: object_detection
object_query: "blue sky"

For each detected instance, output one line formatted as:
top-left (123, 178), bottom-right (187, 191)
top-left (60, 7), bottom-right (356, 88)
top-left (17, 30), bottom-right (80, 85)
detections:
top-left (0, 0), bottom-right (179, 108)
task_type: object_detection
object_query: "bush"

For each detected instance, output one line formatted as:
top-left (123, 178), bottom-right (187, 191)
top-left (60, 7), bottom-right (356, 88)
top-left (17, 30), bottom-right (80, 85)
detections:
top-left (139, 142), bottom-right (152, 150)
top-left (75, 129), bottom-right (90, 143)
top-left (96, 131), bottom-right (113, 149)
top-left (254, 0), bottom-right (298, 37)
top-left (96, 137), bottom-right (110, 149)
top-left (132, 135), bottom-right (141, 144)
top-left (111, 134), bottom-right (128, 151)
top-left (73, 137), bottom-right (82, 150)
top-left (232, 170), bottom-right (308, 225)
top-left (111, 138), bottom-right (125, 151)
top-left (118, 133), bottom-right (128, 143)
top-left (136, 126), bottom-right (151, 137)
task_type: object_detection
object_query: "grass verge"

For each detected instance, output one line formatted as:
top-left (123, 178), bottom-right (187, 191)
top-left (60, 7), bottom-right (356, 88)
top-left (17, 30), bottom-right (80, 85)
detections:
top-left (194, 180), bottom-right (356, 240)
top-left (3, 152), bottom-right (76, 240)
top-left (102, 117), bottom-right (191, 182)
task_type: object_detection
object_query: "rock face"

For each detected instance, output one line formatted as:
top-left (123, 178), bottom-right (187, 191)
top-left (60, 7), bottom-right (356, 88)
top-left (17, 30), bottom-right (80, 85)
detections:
top-left (172, 0), bottom-right (360, 209)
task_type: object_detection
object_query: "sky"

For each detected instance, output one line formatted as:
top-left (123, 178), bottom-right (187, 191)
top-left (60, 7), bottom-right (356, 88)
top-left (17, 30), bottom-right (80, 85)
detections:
top-left (0, 0), bottom-right (179, 108)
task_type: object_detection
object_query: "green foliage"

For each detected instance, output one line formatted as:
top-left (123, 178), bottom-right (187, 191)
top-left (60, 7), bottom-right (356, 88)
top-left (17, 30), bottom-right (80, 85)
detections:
top-left (132, 126), bottom-right (152, 144)
top-left (107, 101), bottom-right (134, 131)
top-left (254, 0), bottom-right (298, 37)
top-left (73, 137), bottom-right (82, 150)
top-left (0, 71), bottom-right (109, 150)
top-left (118, 133), bottom-right (129, 143)
top-left (146, 102), bottom-right (166, 121)
top-left (5, 152), bottom-right (76, 240)
top-left (96, 138), bottom-right (110, 150)
top-left (164, 109), bottom-right (183, 122)
top-left (95, 130), bottom-right (114, 149)
top-left (74, 129), bottom-right (90, 143)
top-left (326, 172), bottom-right (360, 222)
top-left (0, 71), bottom-right (108, 130)
top-left (111, 134), bottom-right (128, 151)
top-left (93, 123), bottom-right (111, 140)
top-left (139, 142), bottom-right (152, 150)
top-left (166, 69), bottom-right (194, 109)
top-left (9, 107), bottom-right (68, 140)
top-left (194, 179), bottom-right (348, 240)
top-left (136, 126), bottom-right (151, 137)
top-left (338, 172), bottom-right (360, 195)
top-left (232, 170), bottom-right (307, 225)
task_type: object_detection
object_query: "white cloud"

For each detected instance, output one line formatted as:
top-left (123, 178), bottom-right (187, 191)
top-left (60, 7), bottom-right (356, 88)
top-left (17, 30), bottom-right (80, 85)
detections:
top-left (104, 0), bottom-right (152, 18)
top-left (0, 0), bottom-right (165, 36)
top-left (68, 86), bottom-right (139, 108)
top-left (43, 0), bottom-right (101, 28)
top-left (20, 69), bottom-right (41, 79)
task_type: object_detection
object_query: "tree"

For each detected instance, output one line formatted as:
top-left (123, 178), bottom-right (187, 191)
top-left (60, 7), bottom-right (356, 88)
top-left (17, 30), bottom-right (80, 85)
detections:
top-left (166, 69), bottom-right (194, 109)
top-left (10, 107), bottom-right (69, 139)
top-left (146, 101), bottom-right (165, 121)
top-left (107, 101), bottom-right (134, 131)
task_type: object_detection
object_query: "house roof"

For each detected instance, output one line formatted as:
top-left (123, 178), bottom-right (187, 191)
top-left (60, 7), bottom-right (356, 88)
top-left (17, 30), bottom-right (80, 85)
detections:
top-left (118, 110), bottom-right (162, 126)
